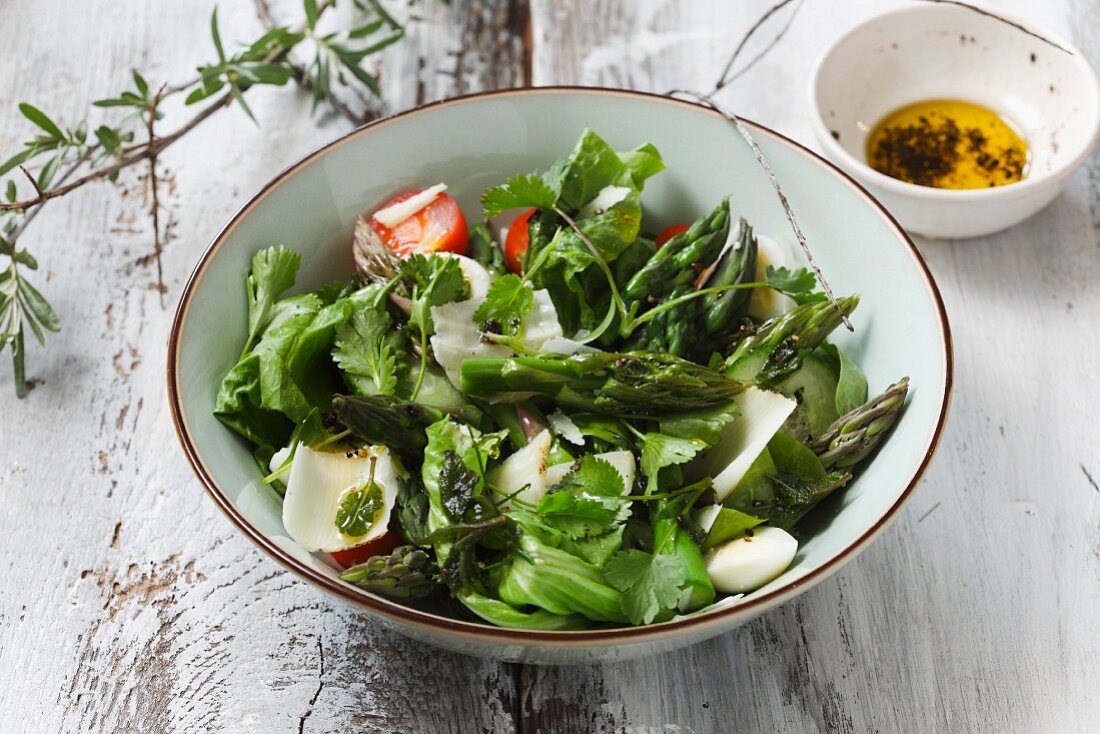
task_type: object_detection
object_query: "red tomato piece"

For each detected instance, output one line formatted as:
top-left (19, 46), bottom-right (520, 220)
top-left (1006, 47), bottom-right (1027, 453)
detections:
top-left (330, 530), bottom-right (403, 569)
top-left (655, 223), bottom-right (690, 248)
top-left (504, 208), bottom-right (537, 274)
top-left (370, 189), bottom-right (469, 258)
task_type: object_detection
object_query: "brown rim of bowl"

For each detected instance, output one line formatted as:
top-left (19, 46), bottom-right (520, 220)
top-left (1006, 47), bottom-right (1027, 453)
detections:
top-left (167, 86), bottom-right (953, 645)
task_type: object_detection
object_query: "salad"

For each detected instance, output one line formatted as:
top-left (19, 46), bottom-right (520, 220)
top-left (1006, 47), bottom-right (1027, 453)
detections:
top-left (214, 129), bottom-right (909, 629)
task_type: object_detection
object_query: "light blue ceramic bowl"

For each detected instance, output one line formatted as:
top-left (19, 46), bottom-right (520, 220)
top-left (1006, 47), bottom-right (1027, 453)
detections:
top-left (168, 88), bottom-right (952, 664)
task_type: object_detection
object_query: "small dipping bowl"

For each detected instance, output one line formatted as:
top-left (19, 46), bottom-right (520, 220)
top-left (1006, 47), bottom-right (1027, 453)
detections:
top-left (809, 4), bottom-right (1100, 239)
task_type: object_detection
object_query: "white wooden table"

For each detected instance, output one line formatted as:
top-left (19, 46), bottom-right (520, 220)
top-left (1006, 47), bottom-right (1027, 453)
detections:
top-left (2, 0), bottom-right (1098, 730)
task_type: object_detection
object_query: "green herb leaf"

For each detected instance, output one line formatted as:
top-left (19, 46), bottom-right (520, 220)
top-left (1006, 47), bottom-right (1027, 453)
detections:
top-left (303, 0), bottom-right (319, 29)
top-left (402, 253), bottom-right (468, 335)
top-left (209, 7), bottom-right (227, 62)
top-left (473, 274), bottom-right (533, 336)
top-left (536, 455), bottom-right (629, 539)
top-left (0, 148), bottom-right (38, 179)
top-left (603, 549), bottom-right (685, 625)
top-left (439, 449), bottom-right (479, 520)
top-left (537, 491), bottom-right (625, 539)
top-left (639, 432), bottom-right (707, 490)
top-left (332, 305), bottom-right (398, 395)
top-left (821, 343), bottom-right (869, 414)
top-left (133, 71), bottom-right (150, 98)
top-left (18, 103), bottom-right (64, 141)
top-left (17, 278), bottom-right (59, 333)
top-left (553, 454), bottom-right (626, 498)
top-left (335, 474), bottom-right (386, 540)
top-left (658, 402), bottom-right (739, 446)
top-left (243, 245), bottom-right (300, 354)
top-left (481, 174), bottom-right (556, 218)
top-left (765, 265), bottom-right (826, 304)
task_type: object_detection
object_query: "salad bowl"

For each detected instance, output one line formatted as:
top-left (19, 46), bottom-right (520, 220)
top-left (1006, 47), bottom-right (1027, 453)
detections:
top-left (167, 87), bottom-right (952, 664)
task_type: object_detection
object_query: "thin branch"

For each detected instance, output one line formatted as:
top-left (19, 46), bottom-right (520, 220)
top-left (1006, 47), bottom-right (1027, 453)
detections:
top-left (713, 0), bottom-right (802, 93)
top-left (7, 150), bottom-right (93, 243)
top-left (146, 84), bottom-right (168, 307)
top-left (913, 0), bottom-right (1072, 54)
top-left (252, 0), bottom-right (277, 28)
top-left (0, 93), bottom-right (232, 214)
top-left (714, 0), bottom-right (804, 92)
top-left (18, 166), bottom-right (44, 198)
top-left (0, 1), bottom-right (336, 217)
top-left (252, 0), bottom-right (376, 126)
top-left (669, 89), bottom-right (852, 331)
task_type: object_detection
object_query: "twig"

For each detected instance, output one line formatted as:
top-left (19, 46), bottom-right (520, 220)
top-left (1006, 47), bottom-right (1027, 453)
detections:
top-left (0, 94), bottom-right (231, 214)
top-left (7, 150), bottom-right (93, 242)
top-left (713, 0), bottom-right (803, 92)
top-left (252, 0), bottom-right (277, 28)
top-left (18, 167), bottom-right (45, 198)
top-left (146, 84), bottom-right (167, 307)
top-left (670, 89), bottom-right (852, 331)
top-left (913, 0), bottom-right (1072, 54)
top-left (252, 0), bottom-right (371, 126)
top-left (0, 1), bottom-right (338, 218)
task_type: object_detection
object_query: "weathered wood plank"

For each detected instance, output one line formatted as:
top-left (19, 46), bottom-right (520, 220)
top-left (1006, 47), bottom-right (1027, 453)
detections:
top-left (2, 0), bottom-right (1100, 731)
top-left (0, 1), bottom-right (524, 731)
top-left (521, 0), bottom-right (1100, 731)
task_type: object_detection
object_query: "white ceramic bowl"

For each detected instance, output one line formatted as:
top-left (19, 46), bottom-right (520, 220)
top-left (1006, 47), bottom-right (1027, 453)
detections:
top-left (169, 88), bottom-right (952, 664)
top-left (809, 4), bottom-right (1100, 239)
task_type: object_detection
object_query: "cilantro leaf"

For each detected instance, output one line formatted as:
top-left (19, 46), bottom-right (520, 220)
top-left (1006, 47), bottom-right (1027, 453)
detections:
top-left (536, 455), bottom-right (629, 539)
top-left (481, 174), bottom-right (556, 218)
top-left (603, 549), bottom-right (686, 625)
top-left (439, 449), bottom-right (479, 520)
top-left (335, 474), bottom-right (385, 540)
top-left (332, 307), bottom-right (398, 395)
top-left (537, 492), bottom-right (625, 539)
top-left (473, 274), bottom-right (533, 337)
top-left (765, 265), bottom-right (826, 305)
top-left (244, 245), bottom-right (300, 352)
top-left (639, 433), bottom-right (708, 490)
top-left (553, 454), bottom-right (626, 498)
top-left (402, 254), bottom-right (469, 336)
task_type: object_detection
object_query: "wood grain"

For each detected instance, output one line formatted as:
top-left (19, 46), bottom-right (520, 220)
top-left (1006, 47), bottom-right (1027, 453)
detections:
top-left (1, 0), bottom-right (1098, 731)
top-left (0, 1), bottom-right (523, 732)
top-left (522, 0), bottom-right (1100, 731)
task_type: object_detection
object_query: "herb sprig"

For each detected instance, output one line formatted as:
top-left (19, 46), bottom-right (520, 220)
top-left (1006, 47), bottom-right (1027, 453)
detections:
top-left (0, 0), bottom-right (413, 397)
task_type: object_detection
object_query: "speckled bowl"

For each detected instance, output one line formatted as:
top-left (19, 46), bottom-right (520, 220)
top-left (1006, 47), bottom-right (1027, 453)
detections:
top-left (168, 88), bottom-right (952, 664)
top-left (809, 4), bottom-right (1100, 239)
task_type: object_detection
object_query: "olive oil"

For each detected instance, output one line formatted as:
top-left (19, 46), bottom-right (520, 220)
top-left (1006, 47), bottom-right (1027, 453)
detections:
top-left (866, 99), bottom-right (1028, 189)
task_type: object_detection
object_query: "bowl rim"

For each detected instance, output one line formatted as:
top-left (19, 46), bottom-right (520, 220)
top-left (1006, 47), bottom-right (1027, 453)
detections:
top-left (167, 86), bottom-right (954, 646)
top-left (807, 3), bottom-right (1100, 201)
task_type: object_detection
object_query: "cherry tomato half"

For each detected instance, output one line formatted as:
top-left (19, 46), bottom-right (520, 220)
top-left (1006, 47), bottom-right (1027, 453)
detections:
top-left (330, 530), bottom-right (403, 569)
top-left (655, 223), bottom-right (690, 248)
top-left (370, 189), bottom-right (469, 258)
top-left (504, 208), bottom-right (537, 274)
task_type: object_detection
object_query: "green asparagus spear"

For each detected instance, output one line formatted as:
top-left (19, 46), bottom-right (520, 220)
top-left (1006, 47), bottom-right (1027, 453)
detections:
top-left (811, 377), bottom-right (909, 470)
top-left (703, 218), bottom-right (758, 335)
top-left (623, 204), bottom-right (744, 358)
top-left (339, 545), bottom-right (441, 600)
top-left (622, 199), bottom-right (732, 305)
top-left (332, 394), bottom-right (444, 453)
top-left (460, 351), bottom-right (746, 416)
top-left (725, 295), bottom-right (860, 387)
